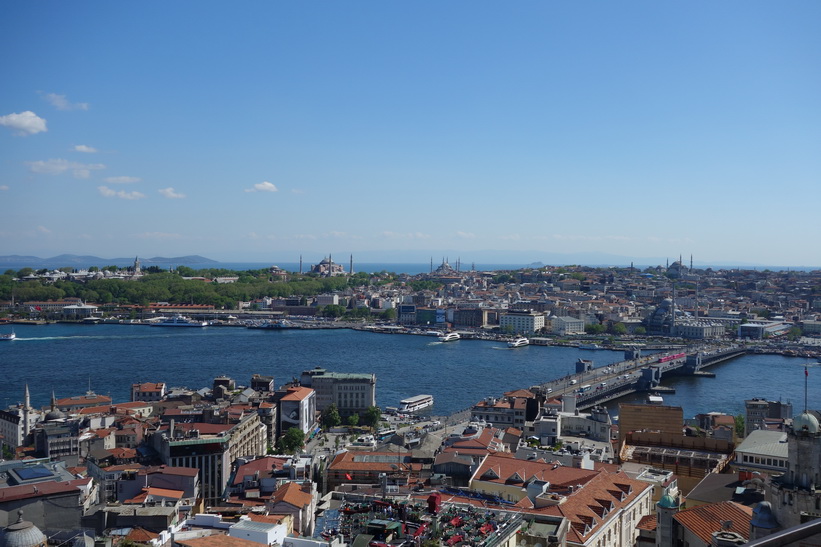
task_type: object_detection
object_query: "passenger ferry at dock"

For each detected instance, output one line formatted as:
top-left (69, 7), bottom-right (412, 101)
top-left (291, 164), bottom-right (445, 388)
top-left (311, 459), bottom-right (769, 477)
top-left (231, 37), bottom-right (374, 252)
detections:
top-left (438, 332), bottom-right (461, 342)
top-left (399, 394), bottom-right (434, 413)
top-left (151, 315), bottom-right (208, 327)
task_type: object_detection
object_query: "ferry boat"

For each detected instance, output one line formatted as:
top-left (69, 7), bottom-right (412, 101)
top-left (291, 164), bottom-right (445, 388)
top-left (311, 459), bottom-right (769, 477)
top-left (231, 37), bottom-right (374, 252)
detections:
top-left (648, 394), bottom-right (664, 405)
top-left (579, 343), bottom-right (603, 350)
top-left (248, 319), bottom-right (298, 330)
top-left (399, 394), bottom-right (434, 413)
top-left (0, 330), bottom-right (15, 341)
top-left (508, 337), bottom-right (529, 348)
top-left (438, 332), bottom-right (461, 342)
top-left (151, 315), bottom-right (208, 327)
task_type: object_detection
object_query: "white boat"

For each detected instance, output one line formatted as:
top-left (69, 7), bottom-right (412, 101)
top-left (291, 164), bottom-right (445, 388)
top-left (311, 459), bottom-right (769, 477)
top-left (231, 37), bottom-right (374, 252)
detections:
top-left (438, 332), bottom-right (461, 342)
top-left (648, 394), bottom-right (664, 405)
top-left (399, 394), bottom-right (434, 413)
top-left (579, 343), bottom-right (603, 350)
top-left (0, 330), bottom-right (15, 341)
top-left (151, 314), bottom-right (208, 327)
top-left (508, 337), bottom-right (529, 348)
top-left (424, 330), bottom-right (445, 337)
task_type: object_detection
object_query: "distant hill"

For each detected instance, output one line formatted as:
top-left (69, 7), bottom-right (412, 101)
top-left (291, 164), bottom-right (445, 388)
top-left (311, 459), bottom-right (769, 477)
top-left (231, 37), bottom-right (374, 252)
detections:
top-left (0, 254), bottom-right (219, 269)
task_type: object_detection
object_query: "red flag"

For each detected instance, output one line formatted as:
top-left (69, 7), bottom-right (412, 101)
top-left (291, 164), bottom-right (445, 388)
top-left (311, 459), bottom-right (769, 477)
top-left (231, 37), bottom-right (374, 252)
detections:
top-left (345, 473), bottom-right (352, 480)
top-left (35, 306), bottom-right (42, 311)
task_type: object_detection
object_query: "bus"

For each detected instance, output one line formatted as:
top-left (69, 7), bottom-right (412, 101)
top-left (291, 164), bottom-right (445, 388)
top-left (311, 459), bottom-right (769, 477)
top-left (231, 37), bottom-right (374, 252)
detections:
top-left (578, 384), bottom-right (592, 393)
top-left (377, 427), bottom-right (397, 441)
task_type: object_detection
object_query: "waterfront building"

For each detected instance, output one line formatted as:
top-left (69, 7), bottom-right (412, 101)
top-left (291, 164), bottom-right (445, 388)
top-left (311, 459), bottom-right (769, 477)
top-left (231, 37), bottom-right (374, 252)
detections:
top-left (130, 382), bottom-right (166, 402)
top-left (299, 368), bottom-right (375, 418)
top-left (550, 315), bottom-right (585, 335)
top-left (737, 321), bottom-right (792, 339)
top-left (470, 393), bottom-right (530, 430)
top-left (499, 310), bottom-right (545, 334)
top-left (672, 320), bottom-right (726, 339)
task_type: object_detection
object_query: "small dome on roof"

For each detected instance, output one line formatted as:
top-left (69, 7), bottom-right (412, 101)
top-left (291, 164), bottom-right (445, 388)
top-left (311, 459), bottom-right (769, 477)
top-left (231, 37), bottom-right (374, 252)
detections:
top-left (793, 412), bottom-right (820, 434)
top-left (658, 494), bottom-right (678, 509)
top-left (1, 511), bottom-right (46, 547)
top-left (751, 501), bottom-right (779, 529)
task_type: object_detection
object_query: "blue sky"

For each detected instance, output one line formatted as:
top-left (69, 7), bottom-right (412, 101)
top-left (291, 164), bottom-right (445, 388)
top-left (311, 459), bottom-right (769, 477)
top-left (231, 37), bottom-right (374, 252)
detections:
top-left (2, 2), bottom-right (820, 266)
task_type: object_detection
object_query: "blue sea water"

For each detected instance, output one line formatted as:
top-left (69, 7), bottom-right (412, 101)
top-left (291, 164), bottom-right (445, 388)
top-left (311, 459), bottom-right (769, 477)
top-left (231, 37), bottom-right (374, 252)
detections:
top-left (1, 323), bottom-right (817, 419)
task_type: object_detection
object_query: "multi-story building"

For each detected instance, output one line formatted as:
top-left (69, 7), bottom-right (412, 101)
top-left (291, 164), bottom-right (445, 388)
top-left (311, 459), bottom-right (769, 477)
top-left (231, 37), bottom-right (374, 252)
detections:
top-left (745, 398), bottom-right (793, 436)
top-left (131, 382), bottom-right (167, 402)
top-left (0, 385), bottom-right (40, 451)
top-left (278, 387), bottom-right (317, 437)
top-left (550, 315), bottom-right (585, 335)
top-left (300, 368), bottom-right (376, 418)
top-left (151, 413), bottom-right (265, 507)
top-left (499, 310), bottom-right (545, 334)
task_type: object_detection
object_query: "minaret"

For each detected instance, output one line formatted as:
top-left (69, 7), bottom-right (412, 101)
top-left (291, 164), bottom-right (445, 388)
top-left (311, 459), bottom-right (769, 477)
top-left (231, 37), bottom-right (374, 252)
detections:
top-left (430, 257), bottom-right (433, 273)
top-left (299, 255), bottom-right (303, 274)
top-left (690, 254), bottom-right (693, 271)
top-left (23, 384), bottom-right (31, 437)
top-left (350, 254), bottom-right (353, 276)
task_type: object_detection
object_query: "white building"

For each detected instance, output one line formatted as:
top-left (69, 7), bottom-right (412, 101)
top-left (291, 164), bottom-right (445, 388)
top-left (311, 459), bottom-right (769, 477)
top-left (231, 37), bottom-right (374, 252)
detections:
top-left (499, 310), bottom-right (545, 334)
top-left (551, 315), bottom-right (586, 335)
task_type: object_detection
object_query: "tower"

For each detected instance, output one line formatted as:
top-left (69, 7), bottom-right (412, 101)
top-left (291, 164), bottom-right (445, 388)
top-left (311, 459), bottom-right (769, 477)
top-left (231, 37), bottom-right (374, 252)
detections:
top-left (350, 254), bottom-right (353, 276)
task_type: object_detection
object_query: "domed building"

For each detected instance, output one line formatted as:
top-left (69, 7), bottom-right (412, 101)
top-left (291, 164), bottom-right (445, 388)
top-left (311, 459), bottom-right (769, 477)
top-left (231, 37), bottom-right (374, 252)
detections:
top-left (0, 511), bottom-right (46, 547)
top-left (764, 409), bottom-right (821, 533)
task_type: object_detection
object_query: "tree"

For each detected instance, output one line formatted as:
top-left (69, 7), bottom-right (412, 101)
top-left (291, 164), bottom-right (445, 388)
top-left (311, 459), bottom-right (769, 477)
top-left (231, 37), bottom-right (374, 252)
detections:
top-left (322, 404), bottom-right (341, 429)
top-left (278, 427), bottom-right (305, 454)
top-left (634, 326), bottom-right (646, 335)
top-left (363, 406), bottom-right (381, 430)
top-left (610, 322), bottom-right (628, 336)
top-left (347, 413), bottom-right (360, 427)
top-left (585, 323), bottom-right (605, 335)
top-left (734, 414), bottom-right (745, 439)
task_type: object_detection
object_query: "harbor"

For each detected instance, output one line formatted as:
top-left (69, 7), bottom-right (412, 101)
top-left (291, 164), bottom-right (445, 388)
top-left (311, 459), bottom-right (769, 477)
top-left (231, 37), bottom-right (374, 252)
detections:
top-left (0, 323), bottom-right (815, 421)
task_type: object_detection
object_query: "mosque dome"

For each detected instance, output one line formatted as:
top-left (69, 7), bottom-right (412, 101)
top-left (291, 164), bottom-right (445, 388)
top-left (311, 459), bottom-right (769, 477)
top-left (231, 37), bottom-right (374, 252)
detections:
top-left (751, 501), bottom-right (779, 529)
top-left (658, 494), bottom-right (678, 509)
top-left (1, 512), bottom-right (46, 547)
top-left (44, 408), bottom-right (66, 421)
top-left (793, 412), bottom-right (820, 434)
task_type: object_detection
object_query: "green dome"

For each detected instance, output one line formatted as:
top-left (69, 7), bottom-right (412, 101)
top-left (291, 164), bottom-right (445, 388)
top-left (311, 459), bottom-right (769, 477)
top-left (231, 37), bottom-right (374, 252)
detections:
top-left (658, 494), bottom-right (678, 509)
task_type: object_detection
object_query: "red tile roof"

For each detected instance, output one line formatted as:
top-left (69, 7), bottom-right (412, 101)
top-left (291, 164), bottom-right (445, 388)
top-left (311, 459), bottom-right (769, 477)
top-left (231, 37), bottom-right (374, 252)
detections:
top-left (271, 481), bottom-right (312, 509)
top-left (673, 501), bottom-right (753, 544)
top-left (281, 387), bottom-right (314, 402)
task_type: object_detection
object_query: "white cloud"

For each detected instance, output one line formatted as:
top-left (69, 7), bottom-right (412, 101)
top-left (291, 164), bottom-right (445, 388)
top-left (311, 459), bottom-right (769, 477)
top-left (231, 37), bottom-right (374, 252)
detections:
top-left (36, 225), bottom-right (51, 234)
top-left (27, 158), bottom-right (105, 178)
top-left (97, 186), bottom-right (145, 200)
top-left (455, 231), bottom-right (476, 239)
top-left (104, 176), bottom-right (141, 184)
top-left (381, 231), bottom-right (431, 239)
top-left (245, 181), bottom-right (278, 193)
top-left (158, 187), bottom-right (185, 199)
top-left (135, 232), bottom-right (182, 240)
top-left (74, 144), bottom-right (98, 153)
top-left (44, 93), bottom-right (89, 111)
top-left (0, 111), bottom-right (47, 136)
top-left (293, 234), bottom-right (318, 240)
top-left (0, 185), bottom-right (8, 191)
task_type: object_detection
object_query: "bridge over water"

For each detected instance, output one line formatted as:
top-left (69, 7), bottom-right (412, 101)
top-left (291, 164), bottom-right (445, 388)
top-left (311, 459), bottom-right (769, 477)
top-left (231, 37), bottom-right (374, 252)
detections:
top-left (536, 346), bottom-right (748, 410)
